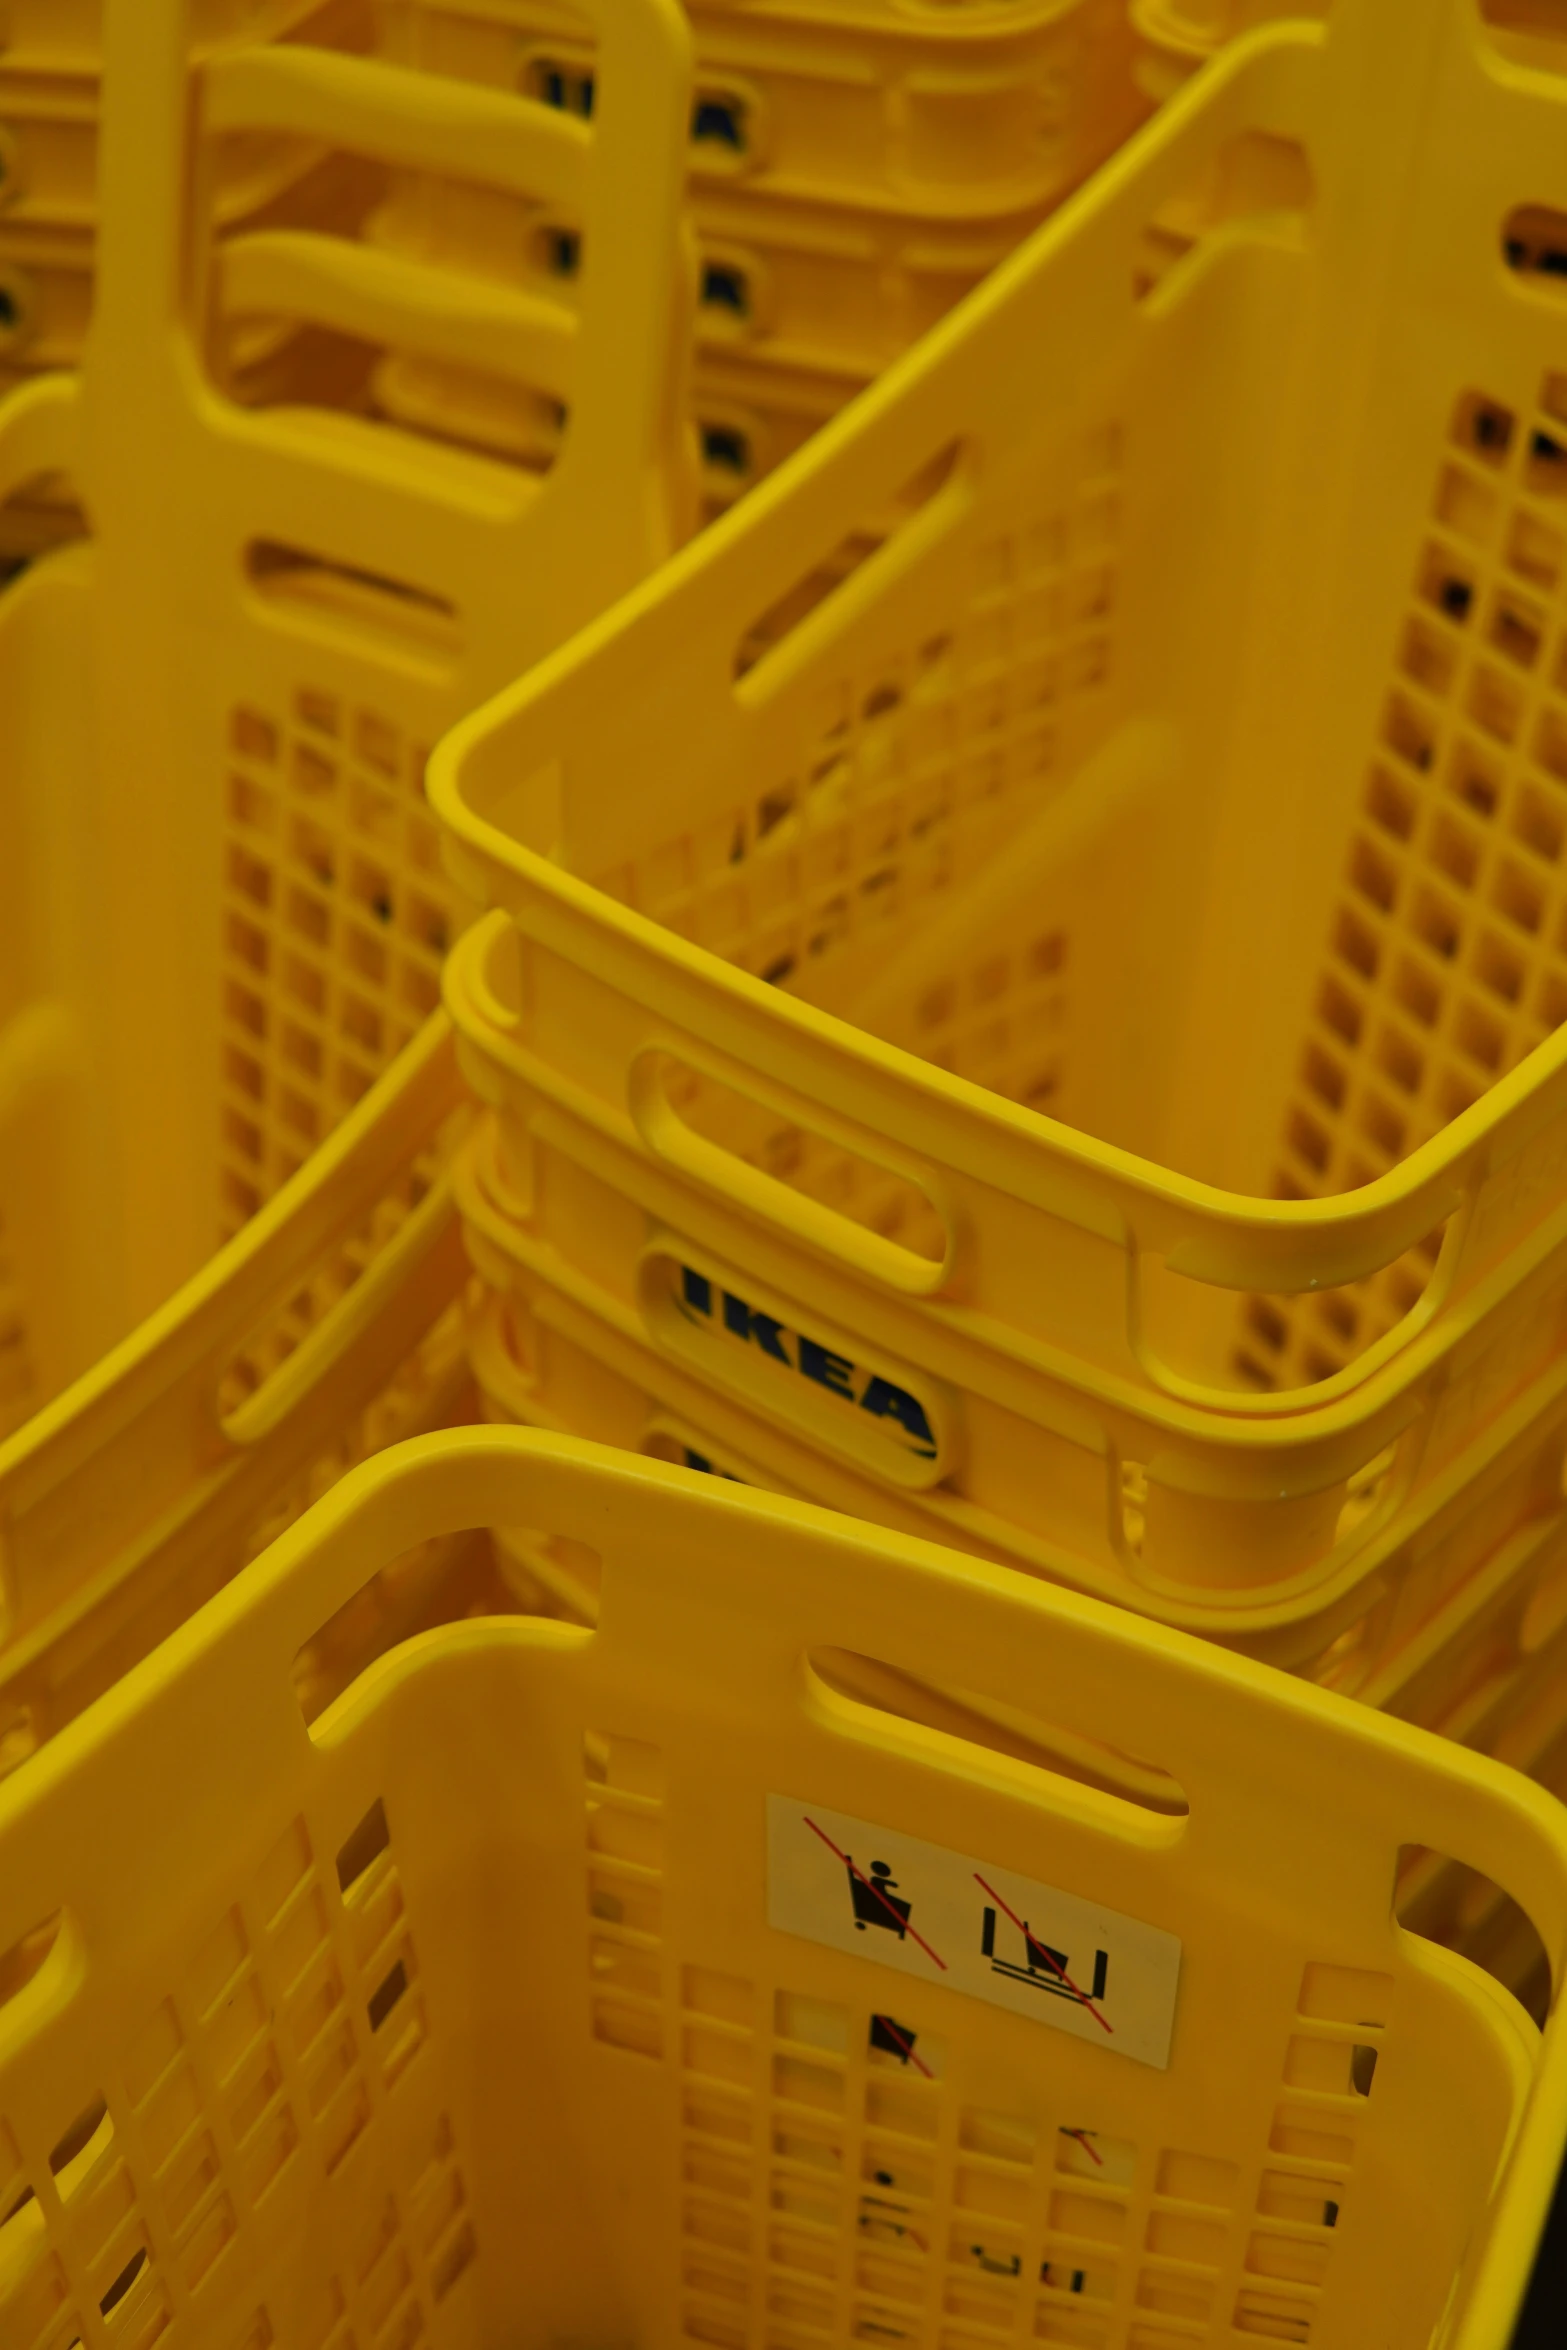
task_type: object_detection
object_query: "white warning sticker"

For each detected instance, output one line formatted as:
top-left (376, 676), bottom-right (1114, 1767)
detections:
top-left (767, 1796), bottom-right (1181, 2071)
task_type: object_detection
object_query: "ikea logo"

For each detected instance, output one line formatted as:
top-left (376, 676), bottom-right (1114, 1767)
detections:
top-left (677, 1267), bottom-right (938, 1459)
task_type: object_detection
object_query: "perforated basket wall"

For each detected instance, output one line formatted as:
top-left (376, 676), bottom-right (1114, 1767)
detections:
top-left (2, 1430), bottom-right (1565, 2350)
top-left (0, 0), bottom-right (691, 1778)
top-left (0, 0), bottom-right (689, 1373)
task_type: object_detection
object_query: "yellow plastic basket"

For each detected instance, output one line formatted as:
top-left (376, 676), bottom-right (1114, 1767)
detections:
top-left (0, 0), bottom-right (691, 1406)
top-left (688, 183), bottom-right (1060, 379)
top-left (357, 0), bottom-right (1146, 491)
top-left (364, 161), bottom-right (1040, 431)
top-left (432, 0), bottom-right (1567, 1591)
top-left (1131, 2), bottom-right (1567, 108)
top-left (0, 0), bottom-right (695, 1762)
top-left (1, 1424), bottom-right (1565, 2350)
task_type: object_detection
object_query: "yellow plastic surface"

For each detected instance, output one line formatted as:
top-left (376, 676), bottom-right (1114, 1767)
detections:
top-left (0, 19), bottom-right (94, 397)
top-left (451, 1176), bottom-right (1567, 1657)
top-left (375, 162), bottom-right (1056, 388)
top-left (432, 2), bottom-right (1567, 1568)
top-left (461, 1223), bottom-right (1567, 1938)
top-left (4, 0), bottom-right (1145, 506)
top-left (689, 183), bottom-right (1059, 378)
top-left (0, 1011), bottom-right (476, 1783)
top-left (399, 0), bottom-right (1140, 216)
top-left (0, 242), bottom-right (93, 390)
top-left (1127, 1), bottom-right (1328, 104)
top-left (361, 0), bottom-right (1144, 485)
top-left (0, 0), bottom-right (691, 1388)
top-left (0, 0), bottom-right (695, 1765)
top-left (1, 1425), bottom-right (1566, 2348)
top-left (464, 1245), bottom-right (1567, 1703)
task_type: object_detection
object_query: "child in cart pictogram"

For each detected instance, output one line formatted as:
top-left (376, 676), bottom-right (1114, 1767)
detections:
top-left (848, 1857), bottom-right (912, 1937)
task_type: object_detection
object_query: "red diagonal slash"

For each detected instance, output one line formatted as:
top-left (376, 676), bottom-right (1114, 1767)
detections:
top-left (974, 1872), bottom-right (1112, 2034)
top-left (803, 1816), bottom-right (948, 1971)
top-left (871, 2012), bottom-right (934, 2080)
top-left (1062, 2129), bottom-right (1104, 2166)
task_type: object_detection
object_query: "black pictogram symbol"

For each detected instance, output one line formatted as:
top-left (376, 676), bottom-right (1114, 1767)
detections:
top-left (869, 2013), bottom-right (926, 2071)
top-left (802, 1817), bottom-right (949, 1971)
top-left (973, 1872), bottom-right (1111, 2030)
top-left (970, 2245), bottom-right (1022, 2277)
top-left (981, 1906), bottom-right (1108, 2004)
top-left (850, 1858), bottom-right (912, 1937)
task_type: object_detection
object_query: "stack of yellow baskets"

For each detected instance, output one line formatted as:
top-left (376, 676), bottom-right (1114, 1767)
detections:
top-left (429, 0), bottom-right (1567, 1983)
top-left (3, 2), bottom-right (1567, 2345)
top-left (0, 0), bottom-right (696, 1755)
top-left (0, 0), bottom-right (1146, 1773)
top-left (0, 0), bottom-right (1146, 528)
top-left (430, 0), bottom-right (1567, 2008)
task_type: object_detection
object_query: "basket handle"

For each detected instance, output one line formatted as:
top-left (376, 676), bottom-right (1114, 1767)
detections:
top-left (5, 1429), bottom-right (1567, 2067)
top-left (188, 1426), bottom-right (1567, 1980)
top-left (446, 910), bottom-right (958, 1293)
top-left (626, 1042), bottom-right (957, 1295)
top-left (93, 0), bottom-right (694, 667)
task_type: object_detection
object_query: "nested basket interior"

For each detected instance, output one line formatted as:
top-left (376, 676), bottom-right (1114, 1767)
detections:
top-left (468, 7), bottom-right (1567, 1403)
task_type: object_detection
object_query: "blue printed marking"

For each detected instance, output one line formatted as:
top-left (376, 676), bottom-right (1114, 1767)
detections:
top-left (677, 1266), bottom-right (936, 1457)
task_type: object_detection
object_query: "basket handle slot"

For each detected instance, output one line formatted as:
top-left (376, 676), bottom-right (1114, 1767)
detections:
top-left (203, 44), bottom-right (591, 211)
top-left (0, 1907), bottom-right (68, 2025)
top-left (10, 1432), bottom-right (1567, 2020)
top-left (731, 442), bottom-right (970, 700)
top-left (291, 1517), bottom-right (586, 1733)
top-left (1131, 129), bottom-right (1313, 306)
top-left (0, 374), bottom-right (81, 516)
top-left (242, 537), bottom-right (462, 665)
top-left (224, 1433), bottom-right (1567, 1991)
top-left (629, 1046), bottom-right (956, 1296)
top-left (808, 1648), bottom-right (1190, 1827)
top-left (94, 0), bottom-right (694, 647)
top-left (216, 232), bottom-right (578, 402)
top-left (1503, 204), bottom-right (1567, 297)
top-left (1480, 1), bottom-right (1567, 78)
top-left (1397, 1846), bottom-right (1554, 2022)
